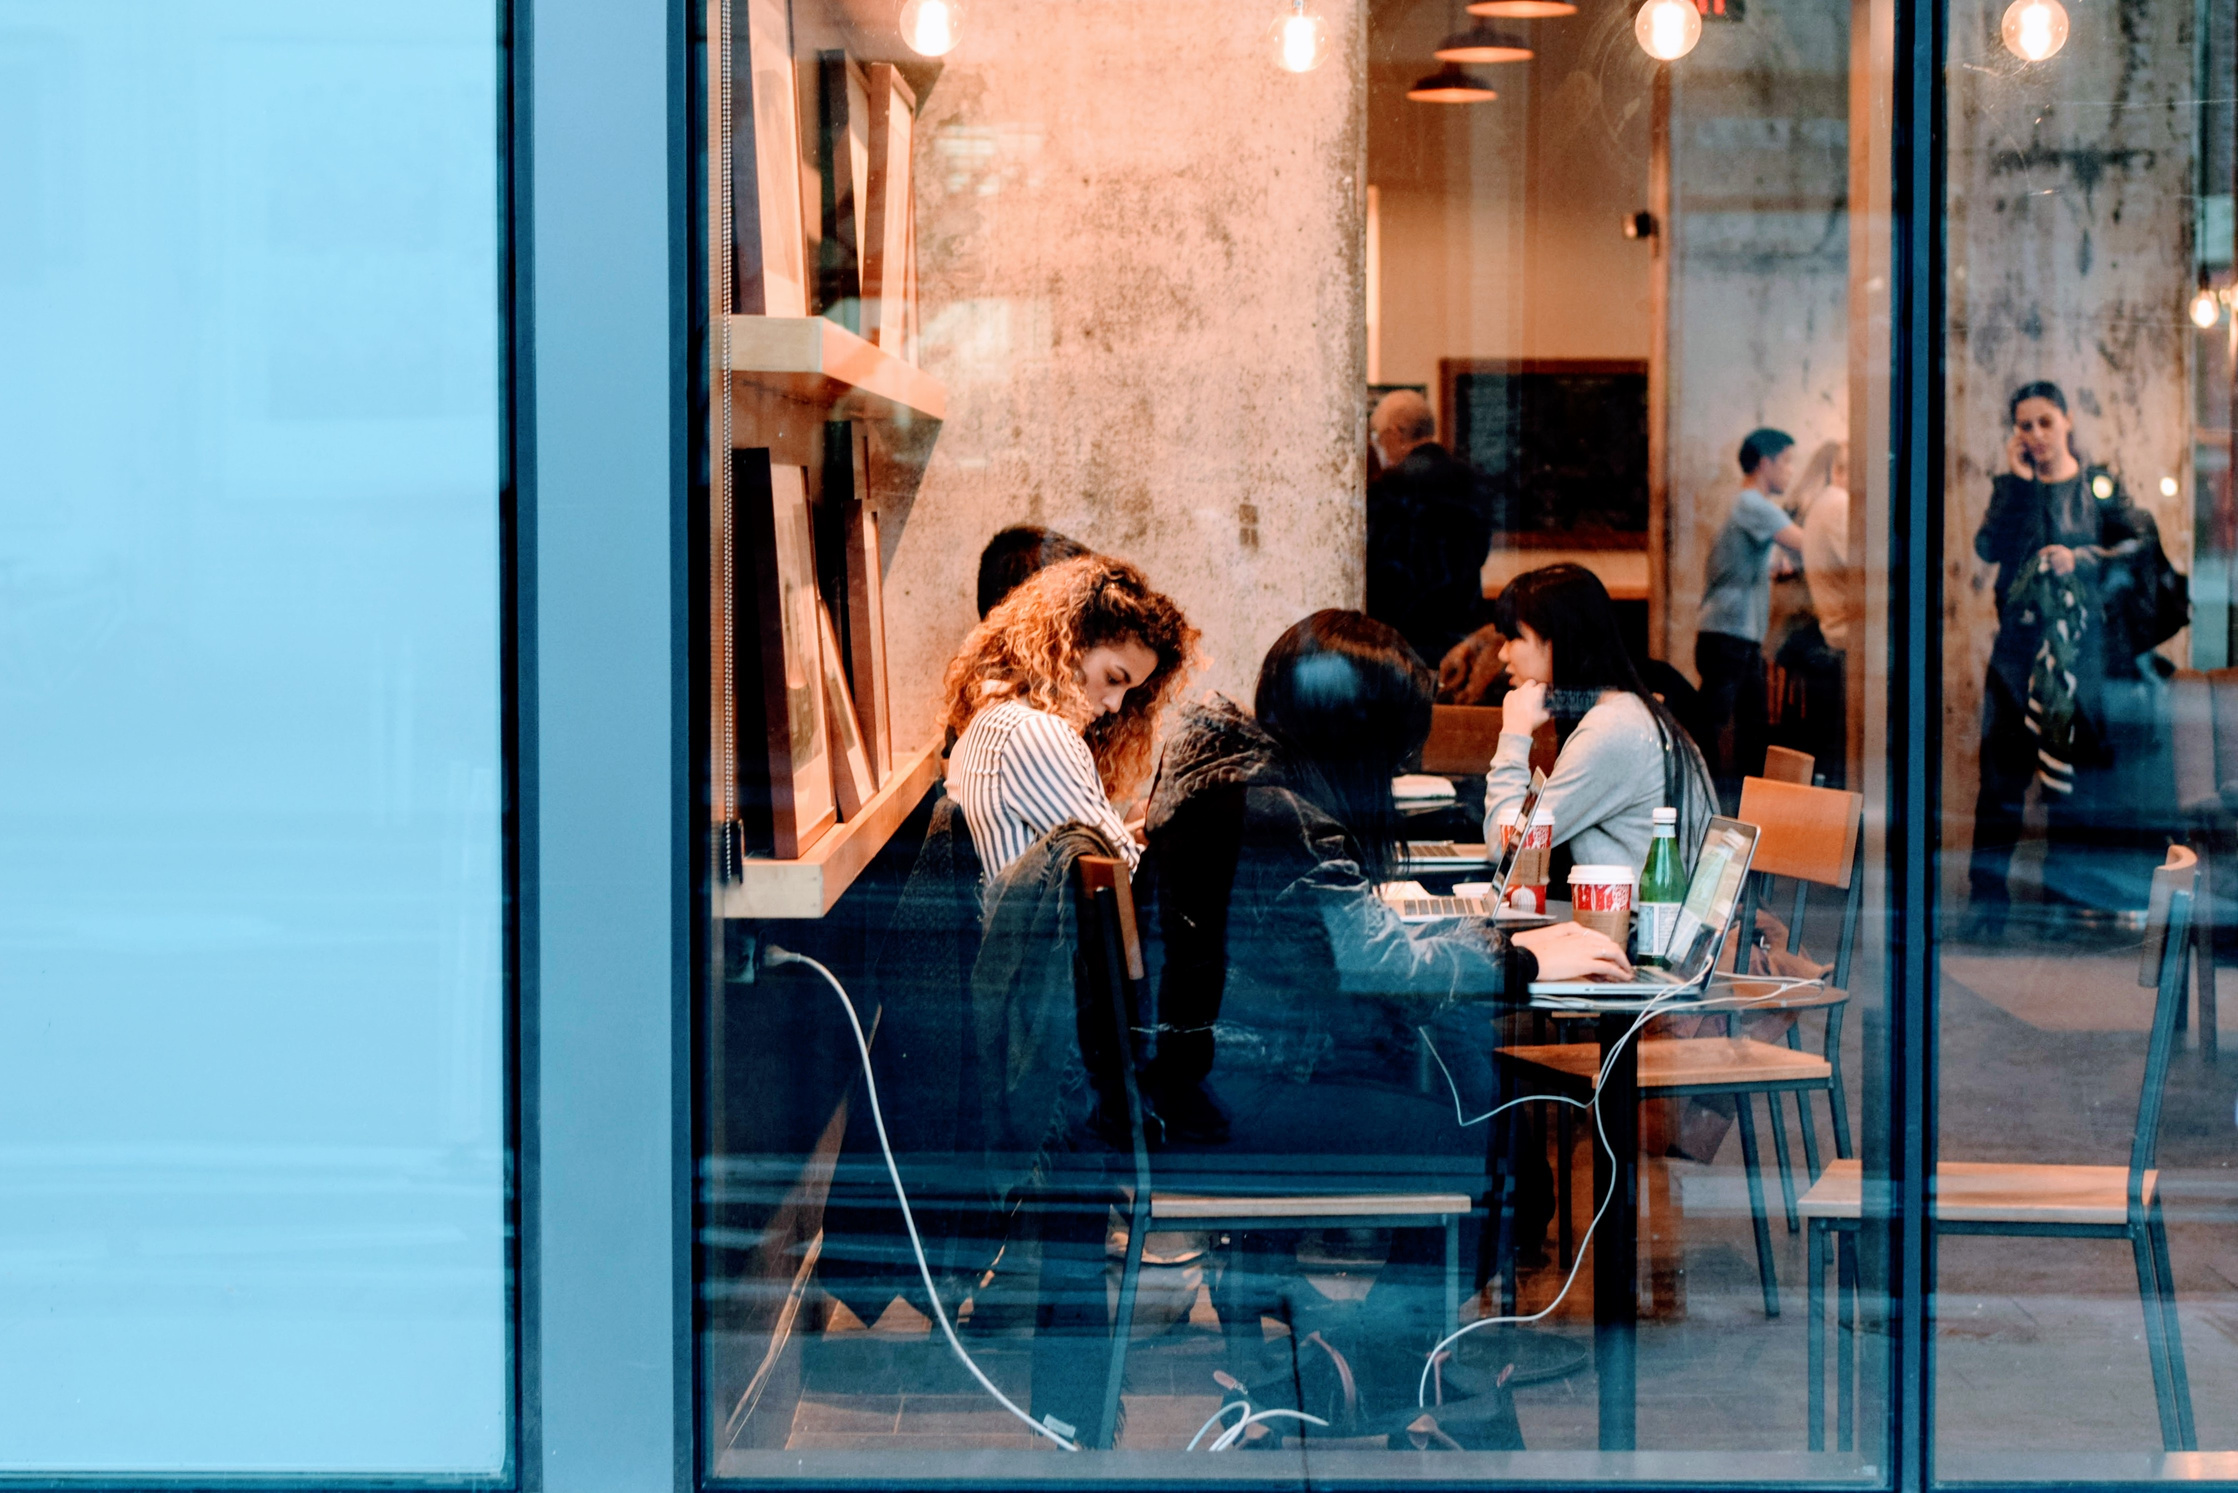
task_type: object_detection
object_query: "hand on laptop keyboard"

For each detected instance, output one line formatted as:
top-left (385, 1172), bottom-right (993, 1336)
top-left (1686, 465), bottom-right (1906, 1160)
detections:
top-left (1512, 921), bottom-right (1633, 983)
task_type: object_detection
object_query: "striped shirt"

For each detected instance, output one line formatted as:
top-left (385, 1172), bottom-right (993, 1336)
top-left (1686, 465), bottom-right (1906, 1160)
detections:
top-left (948, 698), bottom-right (1139, 878)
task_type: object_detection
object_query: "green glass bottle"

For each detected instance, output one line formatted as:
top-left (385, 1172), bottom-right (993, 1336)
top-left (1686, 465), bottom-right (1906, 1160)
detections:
top-left (1637, 806), bottom-right (1685, 966)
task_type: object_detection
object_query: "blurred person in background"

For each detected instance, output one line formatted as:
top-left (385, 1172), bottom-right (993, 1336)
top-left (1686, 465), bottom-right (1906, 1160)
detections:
top-left (1366, 390), bottom-right (1496, 671)
top-left (1694, 428), bottom-right (1807, 811)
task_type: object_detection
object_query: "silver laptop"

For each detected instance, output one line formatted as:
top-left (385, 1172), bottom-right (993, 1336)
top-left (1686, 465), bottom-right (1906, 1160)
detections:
top-left (1528, 815), bottom-right (1760, 998)
top-left (1393, 768), bottom-right (1546, 922)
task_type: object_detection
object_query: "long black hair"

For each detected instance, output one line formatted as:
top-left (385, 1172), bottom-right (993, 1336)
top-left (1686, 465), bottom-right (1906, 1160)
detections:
top-left (1495, 563), bottom-right (1713, 827)
top-left (1254, 610), bottom-right (1433, 884)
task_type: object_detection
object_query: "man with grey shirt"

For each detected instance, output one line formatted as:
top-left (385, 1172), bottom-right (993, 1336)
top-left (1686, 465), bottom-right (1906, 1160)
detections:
top-left (1695, 429), bottom-right (1806, 811)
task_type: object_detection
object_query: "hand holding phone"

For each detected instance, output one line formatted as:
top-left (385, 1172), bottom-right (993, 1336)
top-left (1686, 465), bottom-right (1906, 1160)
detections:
top-left (2007, 430), bottom-right (2036, 478)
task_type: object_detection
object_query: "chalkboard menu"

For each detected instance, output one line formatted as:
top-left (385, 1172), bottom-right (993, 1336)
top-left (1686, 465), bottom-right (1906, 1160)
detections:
top-left (1439, 359), bottom-right (1649, 542)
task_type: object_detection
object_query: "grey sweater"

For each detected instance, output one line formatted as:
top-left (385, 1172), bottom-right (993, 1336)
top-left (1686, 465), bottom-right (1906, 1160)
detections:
top-left (1482, 692), bottom-right (1716, 875)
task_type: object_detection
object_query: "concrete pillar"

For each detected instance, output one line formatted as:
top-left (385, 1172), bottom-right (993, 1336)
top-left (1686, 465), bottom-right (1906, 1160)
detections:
top-left (882, 0), bottom-right (1368, 732)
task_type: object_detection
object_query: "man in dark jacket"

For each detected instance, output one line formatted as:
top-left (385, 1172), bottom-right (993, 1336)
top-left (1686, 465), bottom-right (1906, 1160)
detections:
top-left (1366, 392), bottom-right (1495, 668)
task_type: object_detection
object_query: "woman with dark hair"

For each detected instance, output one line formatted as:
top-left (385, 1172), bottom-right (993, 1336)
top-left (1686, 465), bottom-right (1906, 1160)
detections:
top-left (1483, 564), bottom-right (1718, 876)
top-left (1139, 610), bottom-right (1623, 1387)
top-left (1966, 380), bottom-right (2176, 931)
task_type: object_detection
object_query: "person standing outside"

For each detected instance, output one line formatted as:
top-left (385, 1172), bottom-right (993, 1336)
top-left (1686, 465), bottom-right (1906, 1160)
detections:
top-left (1694, 428), bottom-right (1806, 811)
top-left (1965, 381), bottom-right (2156, 935)
top-left (1793, 441), bottom-right (1853, 786)
top-left (1365, 390), bottom-right (1496, 670)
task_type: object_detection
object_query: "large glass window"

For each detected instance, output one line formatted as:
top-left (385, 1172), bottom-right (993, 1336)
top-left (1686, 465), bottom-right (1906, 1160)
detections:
top-left (1933, 0), bottom-right (2236, 1478)
top-left (697, 0), bottom-right (2231, 1486)
top-left (0, 1), bottom-right (510, 1475)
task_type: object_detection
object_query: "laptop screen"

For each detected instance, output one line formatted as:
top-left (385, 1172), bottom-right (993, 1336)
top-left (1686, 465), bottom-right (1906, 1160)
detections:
top-left (1486, 768), bottom-right (1548, 904)
top-left (1663, 817), bottom-right (1759, 975)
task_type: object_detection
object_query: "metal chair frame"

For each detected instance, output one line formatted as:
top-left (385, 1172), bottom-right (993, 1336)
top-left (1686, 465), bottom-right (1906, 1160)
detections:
top-left (1802, 872), bottom-right (2200, 1453)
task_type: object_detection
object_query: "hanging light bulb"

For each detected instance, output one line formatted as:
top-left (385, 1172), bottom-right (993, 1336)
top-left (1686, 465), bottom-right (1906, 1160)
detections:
top-left (1469, 0), bottom-right (1580, 16)
top-left (1634, 0), bottom-right (1703, 60)
top-left (1269, 0), bottom-right (1333, 72)
top-left (1406, 64), bottom-right (1499, 102)
top-left (898, 0), bottom-right (962, 57)
top-left (2191, 287), bottom-right (2223, 330)
top-left (1999, 0), bottom-right (2068, 60)
top-left (1435, 21), bottom-right (1533, 62)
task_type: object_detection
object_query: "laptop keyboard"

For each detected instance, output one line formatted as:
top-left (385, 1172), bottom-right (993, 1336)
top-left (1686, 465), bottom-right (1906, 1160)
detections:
top-left (1395, 896), bottom-right (1492, 920)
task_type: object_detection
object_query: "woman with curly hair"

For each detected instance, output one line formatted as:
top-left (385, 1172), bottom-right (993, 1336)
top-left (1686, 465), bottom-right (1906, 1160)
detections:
top-left (942, 553), bottom-right (1197, 877)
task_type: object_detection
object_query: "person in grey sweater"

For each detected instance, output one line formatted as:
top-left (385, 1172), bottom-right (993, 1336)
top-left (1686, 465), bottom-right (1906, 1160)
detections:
top-left (1482, 565), bottom-right (1718, 875)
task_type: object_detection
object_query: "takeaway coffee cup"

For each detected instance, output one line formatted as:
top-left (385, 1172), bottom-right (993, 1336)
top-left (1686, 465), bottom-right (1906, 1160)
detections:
top-left (1497, 808), bottom-right (1555, 913)
top-left (1568, 865), bottom-right (1635, 946)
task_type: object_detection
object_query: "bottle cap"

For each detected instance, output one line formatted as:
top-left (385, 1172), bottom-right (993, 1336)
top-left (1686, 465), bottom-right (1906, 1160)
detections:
top-left (1652, 806), bottom-right (1677, 823)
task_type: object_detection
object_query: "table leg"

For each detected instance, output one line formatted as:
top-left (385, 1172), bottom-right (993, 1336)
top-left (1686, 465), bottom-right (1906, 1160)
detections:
top-left (1594, 1012), bottom-right (1639, 1451)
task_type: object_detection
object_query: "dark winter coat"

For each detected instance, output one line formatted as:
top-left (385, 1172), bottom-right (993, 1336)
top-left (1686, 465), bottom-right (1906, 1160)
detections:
top-left (1144, 698), bottom-right (1536, 1096)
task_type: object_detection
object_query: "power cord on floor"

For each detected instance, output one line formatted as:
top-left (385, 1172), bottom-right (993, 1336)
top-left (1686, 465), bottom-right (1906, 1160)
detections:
top-left (1413, 976), bottom-right (1823, 1406)
top-left (762, 945), bottom-right (1081, 1451)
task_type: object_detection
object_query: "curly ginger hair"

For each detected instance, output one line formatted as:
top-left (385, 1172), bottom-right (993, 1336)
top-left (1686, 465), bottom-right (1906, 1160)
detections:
top-left (940, 554), bottom-right (1198, 799)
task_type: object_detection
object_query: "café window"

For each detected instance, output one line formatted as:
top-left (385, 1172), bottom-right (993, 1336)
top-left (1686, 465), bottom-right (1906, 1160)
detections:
top-left (694, 0), bottom-right (2236, 1486)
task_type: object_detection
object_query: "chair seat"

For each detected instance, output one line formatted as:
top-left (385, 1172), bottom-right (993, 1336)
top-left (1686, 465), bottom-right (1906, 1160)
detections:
top-left (1497, 1036), bottom-right (1833, 1090)
top-left (1147, 1191), bottom-right (1472, 1221)
top-left (1797, 1158), bottom-right (2158, 1225)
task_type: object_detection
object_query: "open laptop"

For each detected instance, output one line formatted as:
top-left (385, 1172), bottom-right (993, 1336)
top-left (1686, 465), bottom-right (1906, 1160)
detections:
top-left (1527, 815), bottom-right (1760, 999)
top-left (1389, 769), bottom-right (1546, 922)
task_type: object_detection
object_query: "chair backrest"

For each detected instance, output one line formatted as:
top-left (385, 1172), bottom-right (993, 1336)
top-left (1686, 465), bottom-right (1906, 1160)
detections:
top-left (1734, 776), bottom-right (1867, 989)
top-left (2129, 848), bottom-right (2197, 1198)
top-left (1074, 855), bottom-right (1154, 1178)
top-left (1418, 704), bottom-right (1556, 775)
top-left (1735, 777), bottom-right (1863, 888)
top-left (1762, 744), bottom-right (1815, 785)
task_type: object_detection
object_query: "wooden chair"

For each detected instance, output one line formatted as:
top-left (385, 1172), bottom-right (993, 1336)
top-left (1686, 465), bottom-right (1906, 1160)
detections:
top-left (1762, 744), bottom-right (1816, 785)
top-left (1067, 857), bottom-right (1471, 1447)
top-left (1798, 845), bottom-right (2200, 1453)
top-left (1496, 777), bottom-right (1864, 1317)
top-left (1419, 704), bottom-right (1556, 776)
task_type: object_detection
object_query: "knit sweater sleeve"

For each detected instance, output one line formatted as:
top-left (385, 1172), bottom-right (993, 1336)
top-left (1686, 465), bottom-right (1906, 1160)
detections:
top-left (1484, 700), bottom-right (1656, 855)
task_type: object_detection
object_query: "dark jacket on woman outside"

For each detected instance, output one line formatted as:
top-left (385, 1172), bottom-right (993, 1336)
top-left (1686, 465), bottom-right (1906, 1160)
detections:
top-left (1975, 466), bottom-right (2152, 688)
top-left (1143, 697), bottom-right (1537, 1103)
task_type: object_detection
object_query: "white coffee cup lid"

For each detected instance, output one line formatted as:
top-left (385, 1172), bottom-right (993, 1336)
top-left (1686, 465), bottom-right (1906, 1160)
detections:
top-left (1568, 864), bottom-right (1636, 883)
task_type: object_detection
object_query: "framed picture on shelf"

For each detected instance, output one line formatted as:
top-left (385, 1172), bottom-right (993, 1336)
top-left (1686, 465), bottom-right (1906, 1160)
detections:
top-left (735, 0), bottom-right (808, 316)
top-left (838, 427), bottom-right (892, 781)
top-left (817, 600), bottom-right (876, 820)
top-left (863, 64), bottom-right (916, 354)
top-left (740, 452), bottom-right (835, 857)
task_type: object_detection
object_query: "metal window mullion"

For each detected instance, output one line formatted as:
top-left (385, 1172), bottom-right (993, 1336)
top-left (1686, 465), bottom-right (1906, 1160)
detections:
top-left (1885, 0), bottom-right (1946, 1486)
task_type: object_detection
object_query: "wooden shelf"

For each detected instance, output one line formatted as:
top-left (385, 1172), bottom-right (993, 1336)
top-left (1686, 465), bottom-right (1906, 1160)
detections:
top-left (726, 314), bottom-right (947, 427)
top-left (717, 740), bottom-right (944, 920)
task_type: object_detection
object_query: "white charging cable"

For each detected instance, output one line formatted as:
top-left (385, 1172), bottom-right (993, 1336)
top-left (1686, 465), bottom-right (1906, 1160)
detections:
top-left (763, 946), bottom-right (1081, 1451)
top-left (1413, 975), bottom-right (1826, 1406)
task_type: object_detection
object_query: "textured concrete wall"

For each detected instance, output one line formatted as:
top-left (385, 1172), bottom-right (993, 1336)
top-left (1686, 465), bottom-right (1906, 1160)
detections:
top-left (1665, 8), bottom-right (1850, 675)
top-left (880, 0), bottom-right (1366, 744)
top-left (1941, 0), bottom-right (2196, 867)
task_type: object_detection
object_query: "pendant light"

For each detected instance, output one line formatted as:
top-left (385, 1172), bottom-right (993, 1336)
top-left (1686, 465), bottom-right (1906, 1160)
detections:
top-left (1434, 21), bottom-right (1533, 63)
top-left (898, 0), bottom-right (962, 57)
top-left (1407, 64), bottom-right (1499, 102)
top-left (2000, 0), bottom-right (2069, 60)
top-left (1469, 0), bottom-right (1579, 15)
top-left (1270, 0), bottom-right (1334, 72)
top-left (1634, 0), bottom-right (1703, 60)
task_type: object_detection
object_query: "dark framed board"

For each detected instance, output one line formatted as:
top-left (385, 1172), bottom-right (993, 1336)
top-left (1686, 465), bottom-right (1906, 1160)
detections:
top-left (1438, 358), bottom-right (1649, 544)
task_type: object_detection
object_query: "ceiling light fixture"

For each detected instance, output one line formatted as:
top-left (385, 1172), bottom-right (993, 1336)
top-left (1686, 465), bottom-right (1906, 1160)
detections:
top-left (1434, 22), bottom-right (1533, 63)
top-left (898, 0), bottom-right (962, 57)
top-left (1407, 64), bottom-right (1499, 102)
top-left (1468, 0), bottom-right (1580, 16)
top-left (1634, 0), bottom-right (1703, 60)
top-left (2191, 287), bottom-right (2223, 330)
top-left (1999, 0), bottom-right (2069, 60)
top-left (1270, 0), bottom-right (1333, 72)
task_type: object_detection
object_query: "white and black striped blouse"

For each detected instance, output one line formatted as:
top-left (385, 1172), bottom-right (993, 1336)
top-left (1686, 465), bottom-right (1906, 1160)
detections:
top-left (947, 698), bottom-right (1140, 878)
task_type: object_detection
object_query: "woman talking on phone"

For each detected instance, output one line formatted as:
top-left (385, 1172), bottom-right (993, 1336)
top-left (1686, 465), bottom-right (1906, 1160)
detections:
top-left (1966, 379), bottom-right (2182, 938)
